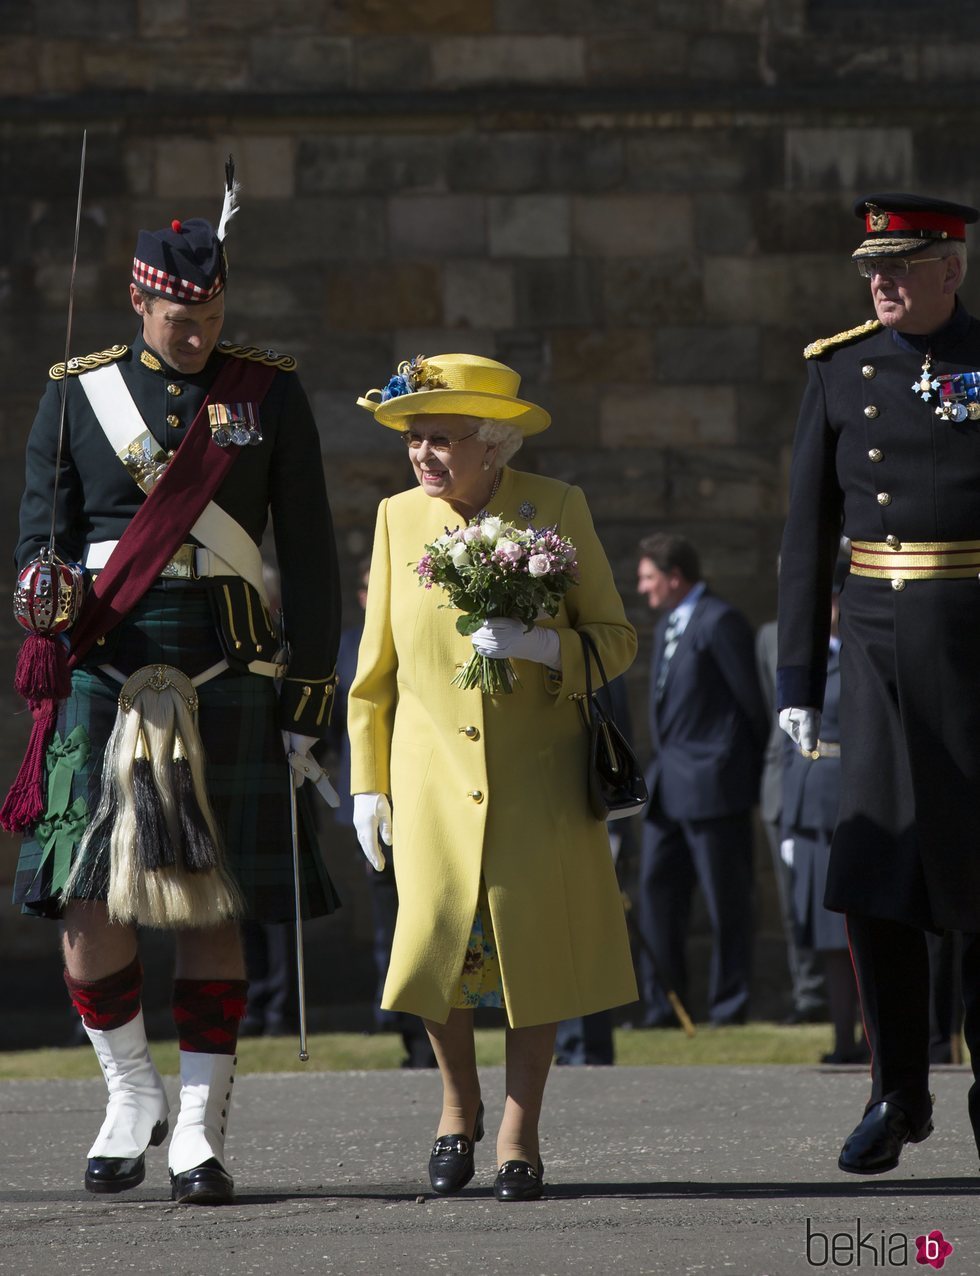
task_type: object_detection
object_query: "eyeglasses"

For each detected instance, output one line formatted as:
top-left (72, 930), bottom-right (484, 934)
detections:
top-left (400, 430), bottom-right (479, 456)
top-left (856, 256), bottom-right (943, 279)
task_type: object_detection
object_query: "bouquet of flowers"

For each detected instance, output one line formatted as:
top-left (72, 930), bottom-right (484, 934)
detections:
top-left (417, 515), bottom-right (579, 693)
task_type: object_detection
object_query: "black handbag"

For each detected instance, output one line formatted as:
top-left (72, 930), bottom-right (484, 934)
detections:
top-left (577, 631), bottom-right (648, 821)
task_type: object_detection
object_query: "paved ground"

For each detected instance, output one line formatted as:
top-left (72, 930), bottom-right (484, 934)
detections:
top-left (1, 1063), bottom-right (978, 1276)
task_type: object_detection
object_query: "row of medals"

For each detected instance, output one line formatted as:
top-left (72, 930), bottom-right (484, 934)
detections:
top-left (912, 355), bottom-right (980, 421)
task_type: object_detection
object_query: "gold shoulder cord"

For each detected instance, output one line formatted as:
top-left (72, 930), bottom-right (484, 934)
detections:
top-left (804, 319), bottom-right (882, 360)
top-left (216, 341), bottom-right (297, 372)
top-left (49, 344), bottom-right (129, 380)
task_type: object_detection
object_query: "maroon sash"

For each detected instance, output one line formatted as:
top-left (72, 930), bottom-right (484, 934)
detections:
top-left (68, 357), bottom-right (276, 666)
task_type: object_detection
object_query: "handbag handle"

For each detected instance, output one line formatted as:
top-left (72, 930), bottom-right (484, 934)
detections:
top-left (577, 630), bottom-right (623, 776)
top-left (579, 629), bottom-right (614, 704)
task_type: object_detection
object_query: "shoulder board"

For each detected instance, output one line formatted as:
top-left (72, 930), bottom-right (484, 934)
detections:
top-left (217, 341), bottom-right (297, 372)
top-left (803, 319), bottom-right (882, 360)
top-left (49, 344), bottom-right (128, 381)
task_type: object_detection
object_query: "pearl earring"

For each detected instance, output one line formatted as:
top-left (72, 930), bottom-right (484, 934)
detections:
top-left (482, 461), bottom-right (490, 471)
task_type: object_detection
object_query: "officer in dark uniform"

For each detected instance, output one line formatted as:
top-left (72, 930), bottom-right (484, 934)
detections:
top-left (778, 192), bottom-right (980, 1175)
top-left (10, 189), bottom-right (341, 1203)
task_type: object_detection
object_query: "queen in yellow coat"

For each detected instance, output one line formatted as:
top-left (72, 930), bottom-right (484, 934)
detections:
top-left (348, 353), bottom-right (638, 1203)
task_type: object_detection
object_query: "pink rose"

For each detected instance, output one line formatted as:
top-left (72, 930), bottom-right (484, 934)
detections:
top-left (528, 553), bottom-right (551, 577)
top-left (495, 539), bottom-right (524, 562)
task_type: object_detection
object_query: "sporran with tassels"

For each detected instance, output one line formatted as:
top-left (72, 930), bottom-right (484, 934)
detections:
top-left (65, 664), bottom-right (242, 927)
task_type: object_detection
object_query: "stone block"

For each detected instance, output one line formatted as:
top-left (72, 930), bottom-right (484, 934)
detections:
top-left (353, 36), bottom-right (435, 90)
top-left (0, 39), bottom-right (37, 94)
top-left (689, 33), bottom-right (759, 81)
top-left (759, 325), bottom-right (814, 384)
top-left (715, 0), bottom-right (768, 32)
top-left (784, 128), bottom-right (914, 192)
top-left (488, 196), bottom-right (571, 258)
top-left (702, 254), bottom-right (858, 326)
top-left (692, 192), bottom-right (760, 255)
top-left (218, 135), bottom-right (295, 200)
top-left (495, 0), bottom-right (657, 33)
top-left (751, 191), bottom-right (854, 255)
top-left (349, 0), bottom-right (494, 34)
top-left (654, 326), bottom-right (760, 384)
top-left (736, 382), bottom-right (805, 451)
top-left (389, 195), bottom-right (486, 257)
top-left (297, 134), bottom-right (449, 195)
top-left (249, 36), bottom-right (351, 90)
top-left (603, 256), bottom-right (705, 326)
top-left (649, 0), bottom-right (725, 31)
top-left (37, 39), bottom-right (84, 93)
top-left (82, 44), bottom-right (249, 90)
top-left (154, 139), bottom-right (222, 199)
top-left (326, 263), bottom-right (442, 330)
top-left (443, 260), bottom-right (515, 329)
top-left (600, 386), bottom-right (738, 448)
top-left (448, 131), bottom-right (624, 194)
top-left (585, 34), bottom-right (690, 82)
top-left (430, 36), bottom-right (585, 87)
top-left (666, 447), bottom-right (778, 520)
top-left (314, 389), bottom-right (393, 454)
top-left (395, 329), bottom-right (496, 360)
top-left (36, 0), bottom-right (137, 36)
top-left (493, 330), bottom-right (550, 384)
top-left (550, 328), bottom-right (654, 384)
top-left (137, 0), bottom-right (188, 38)
top-left (227, 264), bottom-right (328, 324)
top-left (572, 195), bottom-right (693, 257)
top-left (514, 259), bottom-right (604, 327)
top-left (236, 197), bottom-right (387, 266)
top-left (542, 448), bottom-right (668, 522)
top-left (626, 130), bottom-right (782, 193)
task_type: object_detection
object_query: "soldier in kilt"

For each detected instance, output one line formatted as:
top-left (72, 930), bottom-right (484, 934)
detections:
top-left (8, 183), bottom-right (341, 1204)
top-left (779, 193), bottom-right (980, 1176)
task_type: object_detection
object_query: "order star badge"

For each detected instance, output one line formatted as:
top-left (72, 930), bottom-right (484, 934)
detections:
top-left (912, 354), bottom-right (939, 402)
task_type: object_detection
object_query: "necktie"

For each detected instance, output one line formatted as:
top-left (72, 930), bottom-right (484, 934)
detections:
top-left (656, 612), bottom-right (682, 699)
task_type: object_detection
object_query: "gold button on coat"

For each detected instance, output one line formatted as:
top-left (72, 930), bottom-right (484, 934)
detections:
top-left (891, 579), bottom-right (906, 591)
top-left (877, 492), bottom-right (892, 506)
top-left (864, 405), bottom-right (879, 419)
top-left (868, 448), bottom-right (883, 462)
top-left (862, 364), bottom-right (876, 379)
top-left (458, 726), bottom-right (480, 740)
top-left (886, 534), bottom-right (901, 547)
top-left (166, 413), bottom-right (181, 427)
top-left (468, 789), bottom-right (484, 803)
top-left (167, 383), bottom-right (182, 396)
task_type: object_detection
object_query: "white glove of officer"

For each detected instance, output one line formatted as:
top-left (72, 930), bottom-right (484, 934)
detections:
top-left (470, 618), bottom-right (562, 669)
top-left (778, 707), bottom-right (821, 753)
top-left (352, 792), bottom-right (392, 872)
top-left (282, 731), bottom-right (340, 807)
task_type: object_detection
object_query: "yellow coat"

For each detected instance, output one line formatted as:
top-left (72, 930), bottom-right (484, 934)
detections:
top-left (348, 466), bottom-right (639, 1028)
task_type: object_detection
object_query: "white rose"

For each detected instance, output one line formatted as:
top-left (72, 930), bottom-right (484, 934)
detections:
top-left (462, 526), bottom-right (483, 543)
top-left (449, 542), bottom-right (471, 567)
top-left (480, 516), bottom-right (503, 543)
top-left (527, 553), bottom-right (551, 577)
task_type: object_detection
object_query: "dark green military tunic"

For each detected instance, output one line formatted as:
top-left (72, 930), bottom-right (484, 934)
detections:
top-left (778, 302), bottom-right (980, 932)
top-left (13, 327), bottom-right (342, 922)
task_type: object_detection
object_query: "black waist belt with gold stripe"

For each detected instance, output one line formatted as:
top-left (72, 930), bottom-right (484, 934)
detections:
top-left (850, 539), bottom-right (980, 582)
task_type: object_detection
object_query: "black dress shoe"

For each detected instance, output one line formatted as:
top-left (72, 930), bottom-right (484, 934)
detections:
top-left (493, 1158), bottom-right (545, 1202)
top-left (427, 1102), bottom-right (484, 1194)
top-left (838, 1101), bottom-right (933, 1175)
top-left (85, 1118), bottom-right (168, 1194)
top-left (170, 1157), bottom-right (235, 1205)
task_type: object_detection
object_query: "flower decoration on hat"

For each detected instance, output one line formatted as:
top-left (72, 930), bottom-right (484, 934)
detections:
top-left (381, 355), bottom-right (448, 402)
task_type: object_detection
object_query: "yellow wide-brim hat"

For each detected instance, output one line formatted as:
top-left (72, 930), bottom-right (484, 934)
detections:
top-left (356, 353), bottom-right (551, 436)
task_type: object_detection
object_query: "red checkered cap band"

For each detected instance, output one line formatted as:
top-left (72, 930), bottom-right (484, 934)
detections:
top-left (865, 210), bottom-right (966, 239)
top-left (132, 256), bottom-right (225, 302)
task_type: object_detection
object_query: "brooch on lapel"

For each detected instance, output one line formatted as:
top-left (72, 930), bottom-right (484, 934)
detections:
top-left (518, 500), bottom-right (536, 521)
top-left (208, 402), bottom-right (263, 447)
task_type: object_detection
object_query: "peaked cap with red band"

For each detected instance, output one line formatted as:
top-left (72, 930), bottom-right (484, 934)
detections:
top-left (132, 217), bottom-right (227, 303)
top-left (852, 192), bottom-right (979, 260)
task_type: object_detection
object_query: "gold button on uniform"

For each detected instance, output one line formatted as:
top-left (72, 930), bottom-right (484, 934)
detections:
top-left (877, 492), bottom-right (891, 506)
top-left (868, 448), bottom-right (883, 462)
top-left (886, 534), bottom-right (901, 548)
top-left (167, 383), bottom-right (182, 396)
top-left (862, 364), bottom-right (876, 379)
top-left (864, 405), bottom-right (879, 419)
top-left (468, 790), bottom-right (484, 803)
top-left (166, 413), bottom-right (181, 427)
top-left (891, 579), bottom-right (906, 591)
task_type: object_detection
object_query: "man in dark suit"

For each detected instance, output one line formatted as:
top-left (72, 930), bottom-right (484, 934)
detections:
top-left (636, 533), bottom-right (768, 1027)
top-left (779, 192), bottom-right (980, 1175)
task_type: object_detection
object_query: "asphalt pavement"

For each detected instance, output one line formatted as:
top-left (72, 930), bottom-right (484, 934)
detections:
top-left (1, 1063), bottom-right (979, 1275)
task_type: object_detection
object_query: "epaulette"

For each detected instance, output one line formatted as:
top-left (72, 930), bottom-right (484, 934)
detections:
top-left (804, 319), bottom-right (882, 360)
top-left (217, 341), bottom-right (297, 372)
top-left (49, 344), bottom-right (128, 381)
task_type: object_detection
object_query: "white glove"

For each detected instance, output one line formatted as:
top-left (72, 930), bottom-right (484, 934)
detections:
top-left (282, 731), bottom-right (340, 807)
top-left (352, 792), bottom-right (392, 872)
top-left (780, 838), bottom-right (795, 868)
top-left (470, 618), bottom-right (562, 669)
top-left (779, 707), bottom-right (821, 753)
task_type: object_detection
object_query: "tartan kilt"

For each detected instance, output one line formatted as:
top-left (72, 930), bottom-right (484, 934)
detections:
top-left (13, 583), bottom-right (340, 924)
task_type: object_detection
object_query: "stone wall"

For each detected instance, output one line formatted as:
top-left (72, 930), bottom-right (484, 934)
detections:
top-left (2, 0), bottom-right (979, 1020)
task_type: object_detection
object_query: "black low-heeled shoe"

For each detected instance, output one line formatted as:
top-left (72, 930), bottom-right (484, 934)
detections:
top-left (84, 1118), bottom-right (169, 1194)
top-left (493, 1157), bottom-right (545, 1202)
top-left (427, 1101), bottom-right (485, 1195)
top-left (170, 1157), bottom-right (235, 1206)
